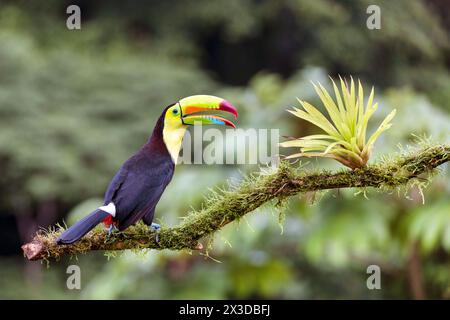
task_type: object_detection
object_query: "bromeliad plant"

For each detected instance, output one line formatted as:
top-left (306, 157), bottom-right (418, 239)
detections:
top-left (280, 77), bottom-right (396, 169)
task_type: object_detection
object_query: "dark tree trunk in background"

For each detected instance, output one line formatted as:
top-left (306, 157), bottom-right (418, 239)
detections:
top-left (407, 242), bottom-right (426, 300)
top-left (406, 186), bottom-right (427, 300)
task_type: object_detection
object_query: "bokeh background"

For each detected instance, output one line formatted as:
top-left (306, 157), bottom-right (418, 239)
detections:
top-left (1, 0), bottom-right (449, 299)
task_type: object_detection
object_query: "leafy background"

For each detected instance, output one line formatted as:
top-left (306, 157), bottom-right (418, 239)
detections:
top-left (0, 0), bottom-right (449, 299)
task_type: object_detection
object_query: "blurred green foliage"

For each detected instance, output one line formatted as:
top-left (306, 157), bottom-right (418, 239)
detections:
top-left (0, 0), bottom-right (449, 299)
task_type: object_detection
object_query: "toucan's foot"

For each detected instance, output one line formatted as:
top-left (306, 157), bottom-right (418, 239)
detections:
top-left (150, 223), bottom-right (161, 243)
top-left (150, 223), bottom-right (160, 231)
top-left (108, 224), bottom-right (117, 236)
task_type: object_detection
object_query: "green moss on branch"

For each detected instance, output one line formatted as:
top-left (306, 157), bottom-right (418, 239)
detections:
top-left (22, 145), bottom-right (450, 261)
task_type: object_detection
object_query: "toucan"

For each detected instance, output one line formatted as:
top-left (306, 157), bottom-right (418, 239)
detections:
top-left (56, 95), bottom-right (238, 245)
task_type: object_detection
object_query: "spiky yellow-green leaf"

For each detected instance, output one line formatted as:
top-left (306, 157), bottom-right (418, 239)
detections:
top-left (280, 77), bottom-right (396, 169)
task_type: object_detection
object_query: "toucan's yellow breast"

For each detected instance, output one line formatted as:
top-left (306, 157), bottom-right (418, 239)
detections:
top-left (163, 117), bottom-right (187, 164)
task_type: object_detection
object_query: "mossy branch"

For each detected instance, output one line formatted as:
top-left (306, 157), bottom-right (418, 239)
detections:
top-left (22, 145), bottom-right (449, 261)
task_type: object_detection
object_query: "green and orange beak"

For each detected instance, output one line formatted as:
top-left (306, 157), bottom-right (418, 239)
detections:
top-left (179, 95), bottom-right (238, 128)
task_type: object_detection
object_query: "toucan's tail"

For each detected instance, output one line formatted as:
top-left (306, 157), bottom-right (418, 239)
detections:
top-left (56, 209), bottom-right (109, 245)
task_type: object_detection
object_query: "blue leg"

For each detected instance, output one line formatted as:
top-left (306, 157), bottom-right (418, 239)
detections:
top-left (108, 224), bottom-right (116, 236)
top-left (150, 223), bottom-right (160, 231)
top-left (150, 223), bottom-right (161, 242)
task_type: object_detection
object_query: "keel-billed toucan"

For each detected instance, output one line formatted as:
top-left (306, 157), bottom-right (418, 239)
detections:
top-left (56, 95), bottom-right (238, 245)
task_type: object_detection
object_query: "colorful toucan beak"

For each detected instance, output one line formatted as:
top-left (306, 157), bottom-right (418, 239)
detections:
top-left (179, 95), bottom-right (238, 128)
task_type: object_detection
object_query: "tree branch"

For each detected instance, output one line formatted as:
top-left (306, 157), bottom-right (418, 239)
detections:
top-left (22, 145), bottom-right (450, 261)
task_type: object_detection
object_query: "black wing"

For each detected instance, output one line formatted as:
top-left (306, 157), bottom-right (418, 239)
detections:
top-left (104, 152), bottom-right (174, 230)
top-left (103, 162), bottom-right (129, 205)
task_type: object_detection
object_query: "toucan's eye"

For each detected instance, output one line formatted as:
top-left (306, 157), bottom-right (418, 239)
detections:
top-left (172, 108), bottom-right (179, 115)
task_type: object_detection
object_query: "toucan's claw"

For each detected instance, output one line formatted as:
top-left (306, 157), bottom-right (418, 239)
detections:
top-left (108, 224), bottom-right (116, 236)
top-left (150, 223), bottom-right (161, 243)
top-left (150, 222), bottom-right (160, 231)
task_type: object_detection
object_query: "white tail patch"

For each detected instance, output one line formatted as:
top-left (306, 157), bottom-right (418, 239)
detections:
top-left (99, 202), bottom-right (116, 217)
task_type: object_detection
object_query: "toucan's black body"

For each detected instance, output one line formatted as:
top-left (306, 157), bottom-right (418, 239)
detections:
top-left (104, 110), bottom-right (174, 230)
top-left (57, 109), bottom-right (174, 244)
